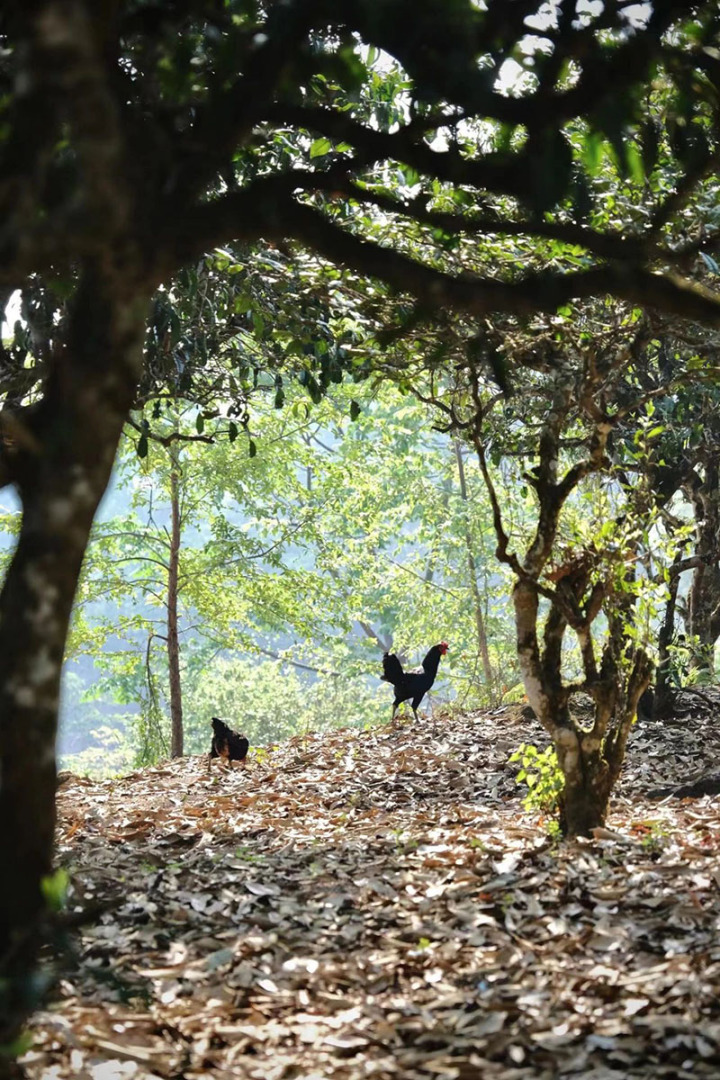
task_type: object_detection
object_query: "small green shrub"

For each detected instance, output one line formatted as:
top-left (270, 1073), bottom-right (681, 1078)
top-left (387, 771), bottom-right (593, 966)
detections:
top-left (509, 742), bottom-right (564, 814)
top-left (41, 869), bottom-right (70, 913)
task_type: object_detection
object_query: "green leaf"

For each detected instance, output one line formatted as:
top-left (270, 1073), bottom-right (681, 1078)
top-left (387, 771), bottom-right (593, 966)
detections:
top-left (581, 130), bottom-right (604, 178)
top-left (137, 434), bottom-right (148, 459)
top-left (248, 438), bottom-right (257, 458)
top-left (700, 252), bottom-right (720, 274)
top-left (41, 868), bottom-right (69, 912)
top-left (625, 140), bottom-right (645, 185)
top-left (228, 421), bottom-right (238, 442)
top-left (0, 1031), bottom-right (33, 1059)
top-left (196, 413), bottom-right (205, 434)
top-left (310, 137), bottom-right (332, 158)
top-left (350, 399), bottom-right (361, 421)
top-left (233, 294), bottom-right (252, 314)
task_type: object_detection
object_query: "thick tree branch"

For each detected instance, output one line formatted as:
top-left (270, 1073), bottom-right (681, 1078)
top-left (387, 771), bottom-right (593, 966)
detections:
top-left (261, 104), bottom-right (531, 200)
top-left (172, 2), bottom-right (322, 200)
top-left (126, 417), bottom-right (215, 447)
top-left (473, 436), bottom-right (523, 576)
top-left (322, 178), bottom-right (657, 263)
top-left (170, 0), bottom-right (636, 205)
top-left (167, 190), bottom-right (720, 326)
top-left (357, 620), bottom-right (392, 653)
top-left (285, 0), bottom-right (686, 130)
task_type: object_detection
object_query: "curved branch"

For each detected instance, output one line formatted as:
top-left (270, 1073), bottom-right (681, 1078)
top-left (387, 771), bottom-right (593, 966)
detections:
top-left (169, 190), bottom-right (720, 326)
top-left (261, 104), bottom-right (530, 200)
top-left (321, 176), bottom-right (655, 263)
top-left (126, 417), bottom-right (215, 446)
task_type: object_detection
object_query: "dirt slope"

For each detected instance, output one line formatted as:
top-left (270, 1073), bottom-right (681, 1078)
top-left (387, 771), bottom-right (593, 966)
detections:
top-left (20, 700), bottom-right (720, 1079)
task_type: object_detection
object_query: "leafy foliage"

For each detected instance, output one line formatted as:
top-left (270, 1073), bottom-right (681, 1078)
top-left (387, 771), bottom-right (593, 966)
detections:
top-left (509, 742), bottom-right (563, 816)
top-left (60, 381), bottom-right (516, 765)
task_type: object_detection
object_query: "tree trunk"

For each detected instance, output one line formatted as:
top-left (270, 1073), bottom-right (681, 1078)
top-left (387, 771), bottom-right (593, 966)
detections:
top-left (512, 578), bottom-right (649, 837)
top-left (453, 440), bottom-right (495, 694)
top-left (686, 463), bottom-right (720, 671)
top-left (0, 274), bottom-right (148, 1043)
top-left (511, 579), bottom-right (548, 720)
top-left (167, 441), bottom-right (184, 757)
top-left (560, 755), bottom-right (612, 836)
top-left (655, 555), bottom-right (681, 719)
top-left (549, 716), bottom-right (612, 837)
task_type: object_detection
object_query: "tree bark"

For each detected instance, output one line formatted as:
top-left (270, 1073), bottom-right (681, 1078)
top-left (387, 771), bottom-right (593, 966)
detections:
top-left (685, 463), bottom-right (720, 670)
top-left (167, 440), bottom-right (184, 757)
top-left (0, 272), bottom-right (149, 1043)
top-left (559, 744), bottom-right (612, 836)
top-left (655, 553), bottom-right (682, 719)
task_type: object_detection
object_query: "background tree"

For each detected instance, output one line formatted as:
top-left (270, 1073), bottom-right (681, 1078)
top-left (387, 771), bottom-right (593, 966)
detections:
top-left (388, 302), bottom-right (678, 835)
top-left (65, 381), bottom-right (511, 770)
top-left (605, 317), bottom-right (720, 710)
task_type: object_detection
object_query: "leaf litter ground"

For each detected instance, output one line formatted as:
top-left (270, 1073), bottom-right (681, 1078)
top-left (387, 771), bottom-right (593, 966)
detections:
top-left (22, 694), bottom-right (720, 1079)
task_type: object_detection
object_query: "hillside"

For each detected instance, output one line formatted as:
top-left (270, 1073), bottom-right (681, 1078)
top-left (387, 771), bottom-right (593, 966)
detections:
top-left (21, 700), bottom-right (720, 1079)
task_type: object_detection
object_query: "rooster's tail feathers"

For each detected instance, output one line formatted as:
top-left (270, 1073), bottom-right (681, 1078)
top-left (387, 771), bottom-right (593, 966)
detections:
top-left (382, 652), bottom-right (404, 684)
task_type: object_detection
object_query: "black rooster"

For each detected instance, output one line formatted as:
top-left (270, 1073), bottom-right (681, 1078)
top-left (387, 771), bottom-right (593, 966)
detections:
top-left (382, 642), bottom-right (448, 721)
top-left (210, 717), bottom-right (249, 762)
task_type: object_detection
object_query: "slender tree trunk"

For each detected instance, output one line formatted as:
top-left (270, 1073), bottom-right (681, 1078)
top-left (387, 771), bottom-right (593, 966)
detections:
top-left (167, 441), bottom-right (184, 758)
top-left (453, 440), bottom-right (495, 693)
top-left (655, 556), bottom-right (682, 719)
top-left (686, 464), bottom-right (720, 671)
top-left (0, 273), bottom-right (149, 1044)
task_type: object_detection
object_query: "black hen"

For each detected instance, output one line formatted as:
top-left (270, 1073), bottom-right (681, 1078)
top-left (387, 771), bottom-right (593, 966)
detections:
top-left (382, 642), bottom-right (448, 721)
top-left (210, 717), bottom-right (249, 762)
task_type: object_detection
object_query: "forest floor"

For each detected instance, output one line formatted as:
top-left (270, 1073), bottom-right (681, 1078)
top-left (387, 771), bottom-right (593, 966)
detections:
top-left (20, 692), bottom-right (720, 1080)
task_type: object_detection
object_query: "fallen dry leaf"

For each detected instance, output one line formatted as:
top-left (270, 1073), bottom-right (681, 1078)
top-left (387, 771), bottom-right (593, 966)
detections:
top-left (19, 698), bottom-right (720, 1079)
